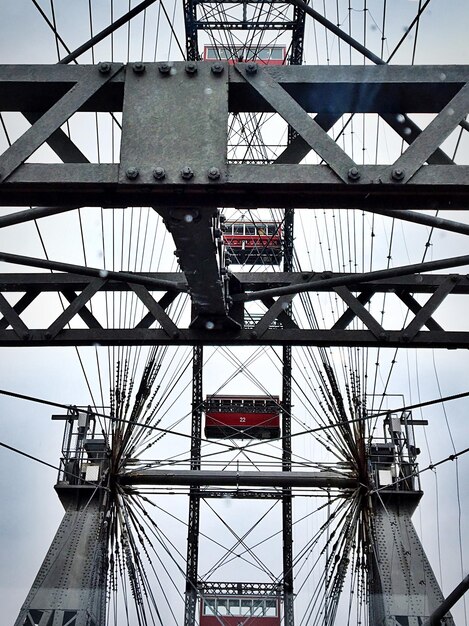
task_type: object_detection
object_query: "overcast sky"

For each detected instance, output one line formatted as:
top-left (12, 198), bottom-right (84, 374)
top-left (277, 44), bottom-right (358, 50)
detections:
top-left (1, 1), bottom-right (469, 624)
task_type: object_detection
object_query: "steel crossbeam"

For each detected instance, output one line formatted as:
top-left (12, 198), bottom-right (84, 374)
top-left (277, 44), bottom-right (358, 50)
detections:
top-left (120, 469), bottom-right (357, 489)
top-left (1, 64), bottom-right (469, 209)
top-left (1, 271), bottom-right (469, 347)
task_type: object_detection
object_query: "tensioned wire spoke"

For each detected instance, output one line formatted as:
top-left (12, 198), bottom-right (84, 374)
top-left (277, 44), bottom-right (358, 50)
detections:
top-left (4, 1), bottom-right (467, 625)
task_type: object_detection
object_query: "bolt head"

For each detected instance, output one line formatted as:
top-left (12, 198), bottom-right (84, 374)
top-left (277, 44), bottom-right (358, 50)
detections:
top-left (153, 167), bottom-right (166, 180)
top-left (211, 62), bottom-right (224, 75)
top-left (246, 62), bottom-right (258, 74)
top-left (158, 62), bottom-right (171, 75)
top-left (132, 62), bottom-right (146, 74)
top-left (185, 62), bottom-right (198, 74)
top-left (181, 166), bottom-right (194, 180)
top-left (208, 167), bottom-right (221, 180)
top-left (126, 167), bottom-right (139, 180)
top-left (347, 167), bottom-right (360, 181)
top-left (99, 62), bottom-right (111, 74)
top-left (392, 168), bottom-right (405, 181)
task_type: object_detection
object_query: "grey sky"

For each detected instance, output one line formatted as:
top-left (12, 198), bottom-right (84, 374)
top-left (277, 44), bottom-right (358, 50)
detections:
top-left (1, 1), bottom-right (469, 624)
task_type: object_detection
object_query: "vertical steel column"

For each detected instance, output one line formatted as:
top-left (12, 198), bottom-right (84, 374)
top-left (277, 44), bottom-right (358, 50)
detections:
top-left (287, 4), bottom-right (306, 145)
top-left (369, 495), bottom-right (455, 626)
top-left (289, 4), bottom-right (306, 65)
top-left (14, 489), bottom-right (108, 626)
top-left (184, 345), bottom-right (204, 626)
top-left (184, 0), bottom-right (198, 60)
top-left (282, 207), bottom-right (295, 626)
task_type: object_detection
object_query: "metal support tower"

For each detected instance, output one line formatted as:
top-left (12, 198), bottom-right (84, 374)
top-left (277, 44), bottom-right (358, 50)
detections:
top-left (367, 416), bottom-right (455, 626)
top-left (4, 0), bottom-right (469, 622)
top-left (369, 495), bottom-right (455, 626)
top-left (14, 410), bottom-right (109, 626)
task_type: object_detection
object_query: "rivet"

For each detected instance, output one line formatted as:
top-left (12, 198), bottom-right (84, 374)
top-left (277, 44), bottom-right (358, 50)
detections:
top-left (208, 167), bottom-right (220, 180)
top-left (126, 167), bottom-right (139, 180)
top-left (392, 168), bottom-right (405, 181)
top-left (246, 62), bottom-right (258, 75)
top-left (347, 167), bottom-right (360, 181)
top-left (185, 62), bottom-right (198, 75)
top-left (158, 62), bottom-right (171, 75)
top-left (153, 167), bottom-right (166, 180)
top-left (98, 62), bottom-right (111, 74)
top-left (211, 62), bottom-right (224, 75)
top-left (181, 166), bottom-right (194, 180)
top-left (132, 62), bottom-right (146, 74)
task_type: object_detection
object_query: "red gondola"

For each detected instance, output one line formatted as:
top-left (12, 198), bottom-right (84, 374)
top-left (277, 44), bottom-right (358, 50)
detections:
top-left (223, 221), bottom-right (283, 265)
top-left (205, 395), bottom-right (281, 440)
top-left (203, 44), bottom-right (286, 65)
top-left (200, 594), bottom-right (280, 625)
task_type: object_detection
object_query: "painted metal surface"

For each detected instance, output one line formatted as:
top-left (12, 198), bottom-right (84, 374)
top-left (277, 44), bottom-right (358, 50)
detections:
top-left (1, 270), bottom-right (469, 348)
top-left (369, 497), bottom-right (455, 626)
top-left (1, 65), bottom-right (469, 209)
top-left (14, 492), bottom-right (107, 626)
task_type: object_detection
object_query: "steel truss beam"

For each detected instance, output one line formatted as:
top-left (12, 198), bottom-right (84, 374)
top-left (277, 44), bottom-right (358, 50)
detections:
top-left (282, 208), bottom-right (294, 626)
top-left (184, 346), bottom-right (203, 626)
top-left (183, 0), bottom-right (304, 60)
top-left (199, 582), bottom-right (281, 595)
top-left (1, 64), bottom-right (469, 209)
top-left (1, 271), bottom-right (469, 347)
top-left (120, 469), bottom-right (356, 489)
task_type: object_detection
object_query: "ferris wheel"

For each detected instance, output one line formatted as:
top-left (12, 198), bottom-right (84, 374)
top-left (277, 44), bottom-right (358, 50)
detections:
top-left (1, 1), bottom-right (469, 626)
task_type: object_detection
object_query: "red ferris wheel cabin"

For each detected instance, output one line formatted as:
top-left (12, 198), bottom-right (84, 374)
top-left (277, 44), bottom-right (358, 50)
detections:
top-left (205, 395), bottom-right (281, 440)
top-left (200, 583), bottom-right (280, 626)
top-left (223, 221), bottom-right (283, 266)
top-left (203, 44), bottom-right (286, 65)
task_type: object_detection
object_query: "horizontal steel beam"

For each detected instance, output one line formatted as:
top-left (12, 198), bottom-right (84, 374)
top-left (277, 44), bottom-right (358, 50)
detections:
top-left (1, 64), bottom-right (467, 113)
top-left (120, 469), bottom-right (357, 489)
top-left (2, 272), bottom-right (469, 294)
top-left (1, 328), bottom-right (469, 348)
top-left (1, 163), bottom-right (469, 209)
top-left (1, 271), bottom-right (468, 346)
top-left (1, 63), bottom-right (469, 209)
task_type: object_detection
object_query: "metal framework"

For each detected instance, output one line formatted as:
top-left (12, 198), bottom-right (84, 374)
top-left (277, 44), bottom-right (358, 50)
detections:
top-left (184, 346), bottom-right (204, 626)
top-left (1, 65), bottom-right (469, 209)
top-left (4, 2), bottom-right (469, 623)
top-left (2, 271), bottom-right (469, 348)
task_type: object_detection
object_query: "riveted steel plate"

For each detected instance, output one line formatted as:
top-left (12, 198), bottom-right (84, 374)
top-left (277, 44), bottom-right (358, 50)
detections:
top-left (119, 62), bottom-right (228, 185)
